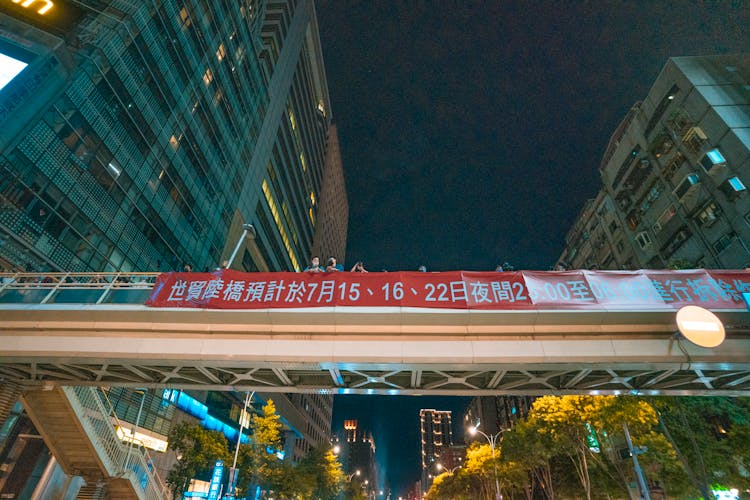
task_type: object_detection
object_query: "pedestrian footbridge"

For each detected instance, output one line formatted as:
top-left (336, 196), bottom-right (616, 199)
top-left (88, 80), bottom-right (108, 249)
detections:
top-left (2, 270), bottom-right (750, 396)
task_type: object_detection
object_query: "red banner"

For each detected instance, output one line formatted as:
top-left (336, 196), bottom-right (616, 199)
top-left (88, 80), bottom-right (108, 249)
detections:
top-left (144, 270), bottom-right (750, 311)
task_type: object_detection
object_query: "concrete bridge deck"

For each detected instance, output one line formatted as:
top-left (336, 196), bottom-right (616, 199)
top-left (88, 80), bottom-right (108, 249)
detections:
top-left (1, 271), bottom-right (749, 395)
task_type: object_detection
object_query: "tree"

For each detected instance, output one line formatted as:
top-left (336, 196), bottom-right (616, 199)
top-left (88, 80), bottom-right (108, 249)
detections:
top-left (425, 469), bottom-right (471, 500)
top-left (502, 419), bottom-right (556, 499)
top-left (651, 396), bottom-right (750, 497)
top-left (295, 445), bottom-right (344, 499)
top-left (526, 395), bottom-right (601, 500)
top-left (238, 398), bottom-right (286, 497)
top-left (166, 422), bottom-right (230, 498)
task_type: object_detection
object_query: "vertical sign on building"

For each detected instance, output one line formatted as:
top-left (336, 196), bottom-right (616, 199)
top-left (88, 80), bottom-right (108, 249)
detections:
top-left (207, 460), bottom-right (224, 500)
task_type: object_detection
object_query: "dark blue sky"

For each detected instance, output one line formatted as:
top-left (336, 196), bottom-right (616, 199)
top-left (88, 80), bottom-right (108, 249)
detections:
top-left (316, 1), bottom-right (749, 495)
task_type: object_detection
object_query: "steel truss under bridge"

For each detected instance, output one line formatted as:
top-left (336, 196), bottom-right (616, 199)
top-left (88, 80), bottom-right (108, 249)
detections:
top-left (1, 272), bottom-right (750, 396)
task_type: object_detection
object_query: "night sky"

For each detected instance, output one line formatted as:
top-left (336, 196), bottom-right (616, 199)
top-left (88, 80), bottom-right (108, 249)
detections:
top-left (316, 1), bottom-right (750, 496)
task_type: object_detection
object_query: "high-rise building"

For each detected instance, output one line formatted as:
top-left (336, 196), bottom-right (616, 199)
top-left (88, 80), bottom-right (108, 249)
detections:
top-left (557, 54), bottom-right (750, 271)
top-left (339, 419), bottom-right (377, 493)
top-left (463, 396), bottom-right (535, 441)
top-left (420, 409), bottom-right (452, 489)
top-left (0, 0), bottom-right (344, 495)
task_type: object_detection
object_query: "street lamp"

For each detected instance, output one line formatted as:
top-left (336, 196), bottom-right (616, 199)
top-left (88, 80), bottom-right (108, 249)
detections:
top-left (469, 425), bottom-right (502, 500)
top-left (436, 463), bottom-right (461, 475)
top-left (346, 470), bottom-right (361, 481)
top-left (124, 388), bottom-right (147, 472)
top-left (226, 223), bottom-right (256, 268)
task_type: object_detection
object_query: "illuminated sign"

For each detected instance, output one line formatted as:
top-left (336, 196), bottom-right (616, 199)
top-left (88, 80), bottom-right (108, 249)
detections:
top-left (115, 425), bottom-right (169, 453)
top-left (207, 460), bottom-right (224, 500)
top-left (1, 0), bottom-right (83, 35)
top-left (11, 0), bottom-right (53, 15)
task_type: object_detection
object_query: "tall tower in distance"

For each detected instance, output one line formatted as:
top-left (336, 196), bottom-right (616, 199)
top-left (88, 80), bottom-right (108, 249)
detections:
top-left (340, 419), bottom-right (377, 496)
top-left (420, 409), bottom-right (453, 490)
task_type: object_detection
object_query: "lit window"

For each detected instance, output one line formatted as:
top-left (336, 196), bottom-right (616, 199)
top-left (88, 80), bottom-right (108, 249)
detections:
top-left (179, 7), bottom-right (191, 28)
top-left (169, 135), bottom-right (180, 150)
top-left (262, 179), bottom-right (300, 270)
top-left (727, 176), bottom-right (746, 192)
top-left (696, 202), bottom-right (721, 226)
top-left (106, 161), bottom-right (121, 178)
top-left (635, 231), bottom-right (652, 250)
top-left (310, 191), bottom-right (316, 205)
top-left (673, 173), bottom-right (700, 200)
top-left (216, 43), bottom-right (226, 62)
top-left (700, 148), bottom-right (727, 173)
top-left (235, 45), bottom-right (245, 62)
top-left (203, 69), bottom-right (213, 86)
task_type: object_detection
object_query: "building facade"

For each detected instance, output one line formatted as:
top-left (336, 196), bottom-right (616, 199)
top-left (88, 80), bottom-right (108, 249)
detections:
top-left (463, 396), bottom-right (534, 442)
top-left (558, 55), bottom-right (750, 271)
top-left (420, 409), bottom-right (453, 489)
top-left (339, 419), bottom-right (377, 496)
top-left (0, 0), bottom-right (344, 496)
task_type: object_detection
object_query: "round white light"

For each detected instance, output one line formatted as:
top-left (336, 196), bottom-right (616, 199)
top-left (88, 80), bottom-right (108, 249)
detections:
top-left (676, 305), bottom-right (726, 348)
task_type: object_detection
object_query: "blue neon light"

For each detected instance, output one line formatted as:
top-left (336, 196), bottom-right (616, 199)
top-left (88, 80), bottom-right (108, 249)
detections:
top-left (207, 460), bottom-right (224, 500)
top-left (162, 390), bottom-right (250, 444)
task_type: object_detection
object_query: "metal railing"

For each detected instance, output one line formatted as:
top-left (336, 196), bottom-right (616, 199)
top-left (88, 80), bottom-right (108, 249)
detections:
top-left (62, 386), bottom-right (170, 500)
top-left (0, 272), bottom-right (159, 305)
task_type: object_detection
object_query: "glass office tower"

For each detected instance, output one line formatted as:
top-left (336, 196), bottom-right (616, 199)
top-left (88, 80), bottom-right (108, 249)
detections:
top-left (0, 0), bottom-right (347, 274)
top-left (0, 0), bottom-right (345, 495)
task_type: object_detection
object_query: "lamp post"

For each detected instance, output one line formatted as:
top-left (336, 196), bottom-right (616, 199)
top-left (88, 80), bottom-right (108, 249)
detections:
top-left (226, 391), bottom-right (254, 499)
top-left (469, 425), bottom-right (502, 500)
top-left (125, 389), bottom-right (147, 471)
top-left (226, 224), bottom-right (256, 269)
top-left (436, 463), bottom-right (461, 475)
top-left (346, 470), bottom-right (361, 481)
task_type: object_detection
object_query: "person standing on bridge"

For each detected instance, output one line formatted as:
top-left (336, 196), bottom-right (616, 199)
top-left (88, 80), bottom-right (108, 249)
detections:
top-left (304, 256), bottom-right (323, 272)
top-left (326, 257), bottom-right (344, 272)
top-left (350, 261), bottom-right (368, 272)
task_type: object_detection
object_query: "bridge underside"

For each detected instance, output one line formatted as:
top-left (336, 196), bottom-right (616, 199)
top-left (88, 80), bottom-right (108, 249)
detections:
top-left (2, 305), bottom-right (750, 395)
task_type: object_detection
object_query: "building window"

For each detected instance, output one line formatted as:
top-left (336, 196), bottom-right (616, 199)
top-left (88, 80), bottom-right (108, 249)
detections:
top-left (713, 234), bottom-right (734, 254)
top-left (626, 211), bottom-right (640, 230)
top-left (663, 227), bottom-right (691, 258)
top-left (616, 240), bottom-right (625, 253)
top-left (721, 176), bottom-right (746, 199)
top-left (695, 201), bottom-right (722, 227)
top-left (178, 7), bottom-right (191, 29)
top-left (673, 173), bottom-right (700, 200)
top-left (654, 205), bottom-right (677, 232)
top-left (700, 148), bottom-right (727, 173)
top-left (682, 126), bottom-right (707, 154)
top-left (216, 43), bottom-right (226, 61)
top-left (202, 68), bottom-right (213, 86)
top-left (640, 180), bottom-right (664, 212)
top-left (635, 231), bottom-right (652, 250)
